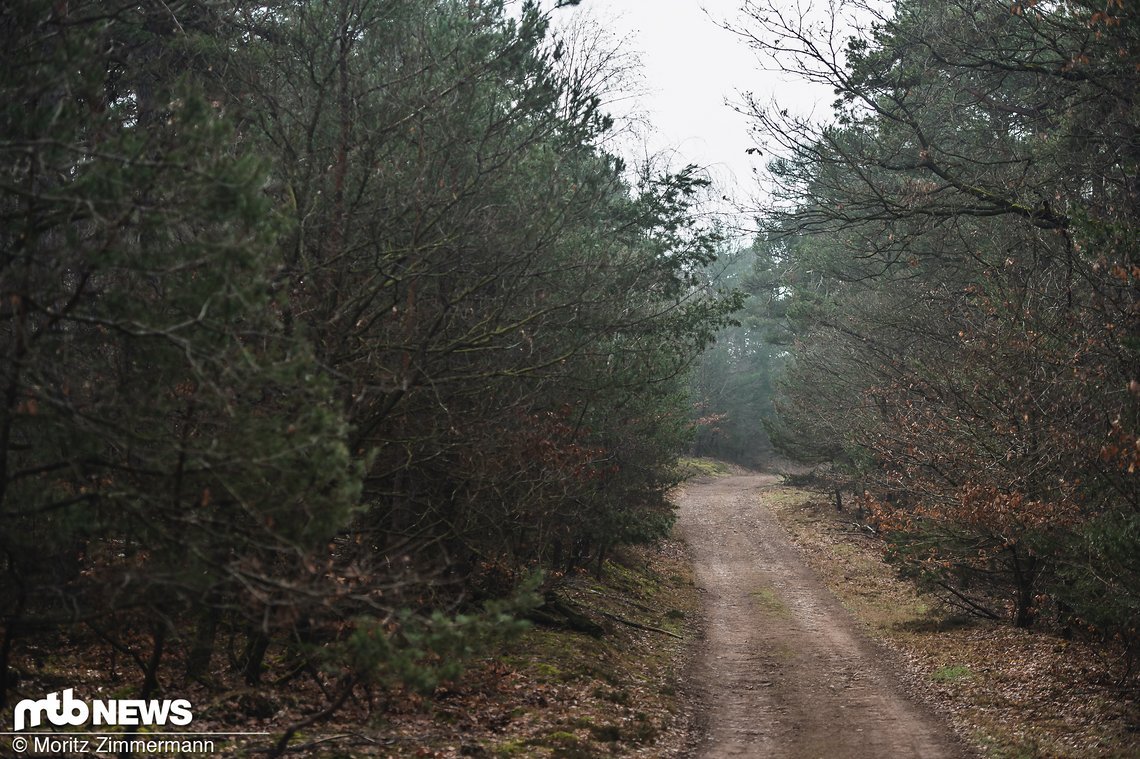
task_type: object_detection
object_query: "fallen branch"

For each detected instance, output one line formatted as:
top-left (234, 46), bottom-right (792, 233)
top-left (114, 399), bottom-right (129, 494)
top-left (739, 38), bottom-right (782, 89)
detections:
top-left (268, 733), bottom-right (388, 753)
top-left (264, 674), bottom-right (356, 758)
top-left (934, 581), bottom-right (1000, 621)
top-left (598, 610), bottom-right (683, 639)
top-left (528, 592), bottom-right (605, 637)
top-left (579, 587), bottom-right (657, 614)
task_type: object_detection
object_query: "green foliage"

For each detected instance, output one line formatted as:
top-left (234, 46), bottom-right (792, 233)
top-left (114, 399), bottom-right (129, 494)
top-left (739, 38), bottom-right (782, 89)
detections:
top-left (0, 0), bottom-right (739, 709)
top-left (931, 664), bottom-right (972, 683)
top-left (1050, 511), bottom-right (1140, 645)
top-left (345, 575), bottom-right (541, 694)
top-left (745, 0), bottom-right (1139, 645)
top-left (0, 1), bottom-right (361, 635)
top-left (234, 0), bottom-right (735, 572)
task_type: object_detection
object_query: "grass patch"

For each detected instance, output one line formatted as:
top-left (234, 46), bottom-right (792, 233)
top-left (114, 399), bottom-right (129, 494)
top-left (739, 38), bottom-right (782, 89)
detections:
top-left (529, 730), bottom-right (579, 747)
top-left (492, 739), bottom-right (529, 757)
top-left (765, 485), bottom-right (934, 637)
top-left (751, 585), bottom-right (792, 618)
top-left (674, 456), bottom-right (730, 479)
top-left (931, 664), bottom-right (972, 683)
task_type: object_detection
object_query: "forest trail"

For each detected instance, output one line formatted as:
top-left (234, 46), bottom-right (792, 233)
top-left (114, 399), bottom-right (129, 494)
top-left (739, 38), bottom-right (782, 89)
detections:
top-left (678, 473), bottom-right (968, 759)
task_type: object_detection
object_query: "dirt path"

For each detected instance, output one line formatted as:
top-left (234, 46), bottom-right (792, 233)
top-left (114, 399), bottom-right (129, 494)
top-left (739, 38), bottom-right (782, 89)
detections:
top-left (679, 473), bottom-right (968, 758)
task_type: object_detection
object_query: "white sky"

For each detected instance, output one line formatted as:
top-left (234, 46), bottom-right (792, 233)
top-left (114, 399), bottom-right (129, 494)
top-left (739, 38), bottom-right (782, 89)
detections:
top-left (549, 0), bottom-right (834, 231)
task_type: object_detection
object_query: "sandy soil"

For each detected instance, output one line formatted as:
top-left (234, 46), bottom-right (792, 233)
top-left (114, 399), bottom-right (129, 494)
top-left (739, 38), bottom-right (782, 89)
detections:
top-left (678, 473), bottom-right (970, 759)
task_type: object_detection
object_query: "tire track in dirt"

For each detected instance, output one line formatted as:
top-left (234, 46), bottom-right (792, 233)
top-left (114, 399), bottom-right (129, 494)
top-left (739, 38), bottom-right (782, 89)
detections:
top-left (679, 473), bottom-right (968, 758)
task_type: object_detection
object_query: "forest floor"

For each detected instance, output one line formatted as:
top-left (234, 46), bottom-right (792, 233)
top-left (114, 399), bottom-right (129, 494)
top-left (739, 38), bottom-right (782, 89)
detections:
top-left (4, 523), bottom-right (704, 758)
top-left (8, 467), bottom-right (1137, 757)
top-left (339, 541), bottom-right (704, 758)
top-left (209, 474), bottom-right (1137, 758)
top-left (761, 479), bottom-right (1140, 759)
top-left (219, 542), bottom-right (706, 757)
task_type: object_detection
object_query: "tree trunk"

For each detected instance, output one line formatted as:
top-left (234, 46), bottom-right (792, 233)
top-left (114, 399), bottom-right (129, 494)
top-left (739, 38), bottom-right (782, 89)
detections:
top-left (185, 603), bottom-right (220, 681)
top-left (241, 630), bottom-right (271, 686)
top-left (1011, 548), bottom-right (1038, 629)
top-left (140, 622), bottom-right (166, 699)
top-left (0, 618), bottom-right (16, 710)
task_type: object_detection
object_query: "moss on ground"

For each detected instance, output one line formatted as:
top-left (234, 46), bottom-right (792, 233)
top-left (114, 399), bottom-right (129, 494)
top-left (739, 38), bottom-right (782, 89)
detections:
top-left (674, 457), bottom-right (730, 479)
top-left (751, 585), bottom-right (792, 618)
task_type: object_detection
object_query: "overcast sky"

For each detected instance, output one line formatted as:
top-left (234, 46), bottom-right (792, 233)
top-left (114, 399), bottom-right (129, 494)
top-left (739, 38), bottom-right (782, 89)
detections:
top-left (549, 0), bottom-right (833, 230)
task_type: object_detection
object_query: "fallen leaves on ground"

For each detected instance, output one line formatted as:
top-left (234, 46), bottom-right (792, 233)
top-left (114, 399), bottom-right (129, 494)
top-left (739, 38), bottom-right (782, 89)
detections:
top-left (4, 540), bottom-right (699, 758)
top-left (768, 485), bottom-right (1140, 759)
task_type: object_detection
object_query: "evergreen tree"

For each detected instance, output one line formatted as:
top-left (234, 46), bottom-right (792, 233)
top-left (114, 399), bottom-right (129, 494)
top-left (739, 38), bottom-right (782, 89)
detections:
top-left (745, 0), bottom-right (1138, 638)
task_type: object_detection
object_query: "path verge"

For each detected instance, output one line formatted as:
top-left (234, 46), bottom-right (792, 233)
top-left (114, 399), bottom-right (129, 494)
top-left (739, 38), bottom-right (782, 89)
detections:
top-left (769, 484), bottom-right (1140, 759)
